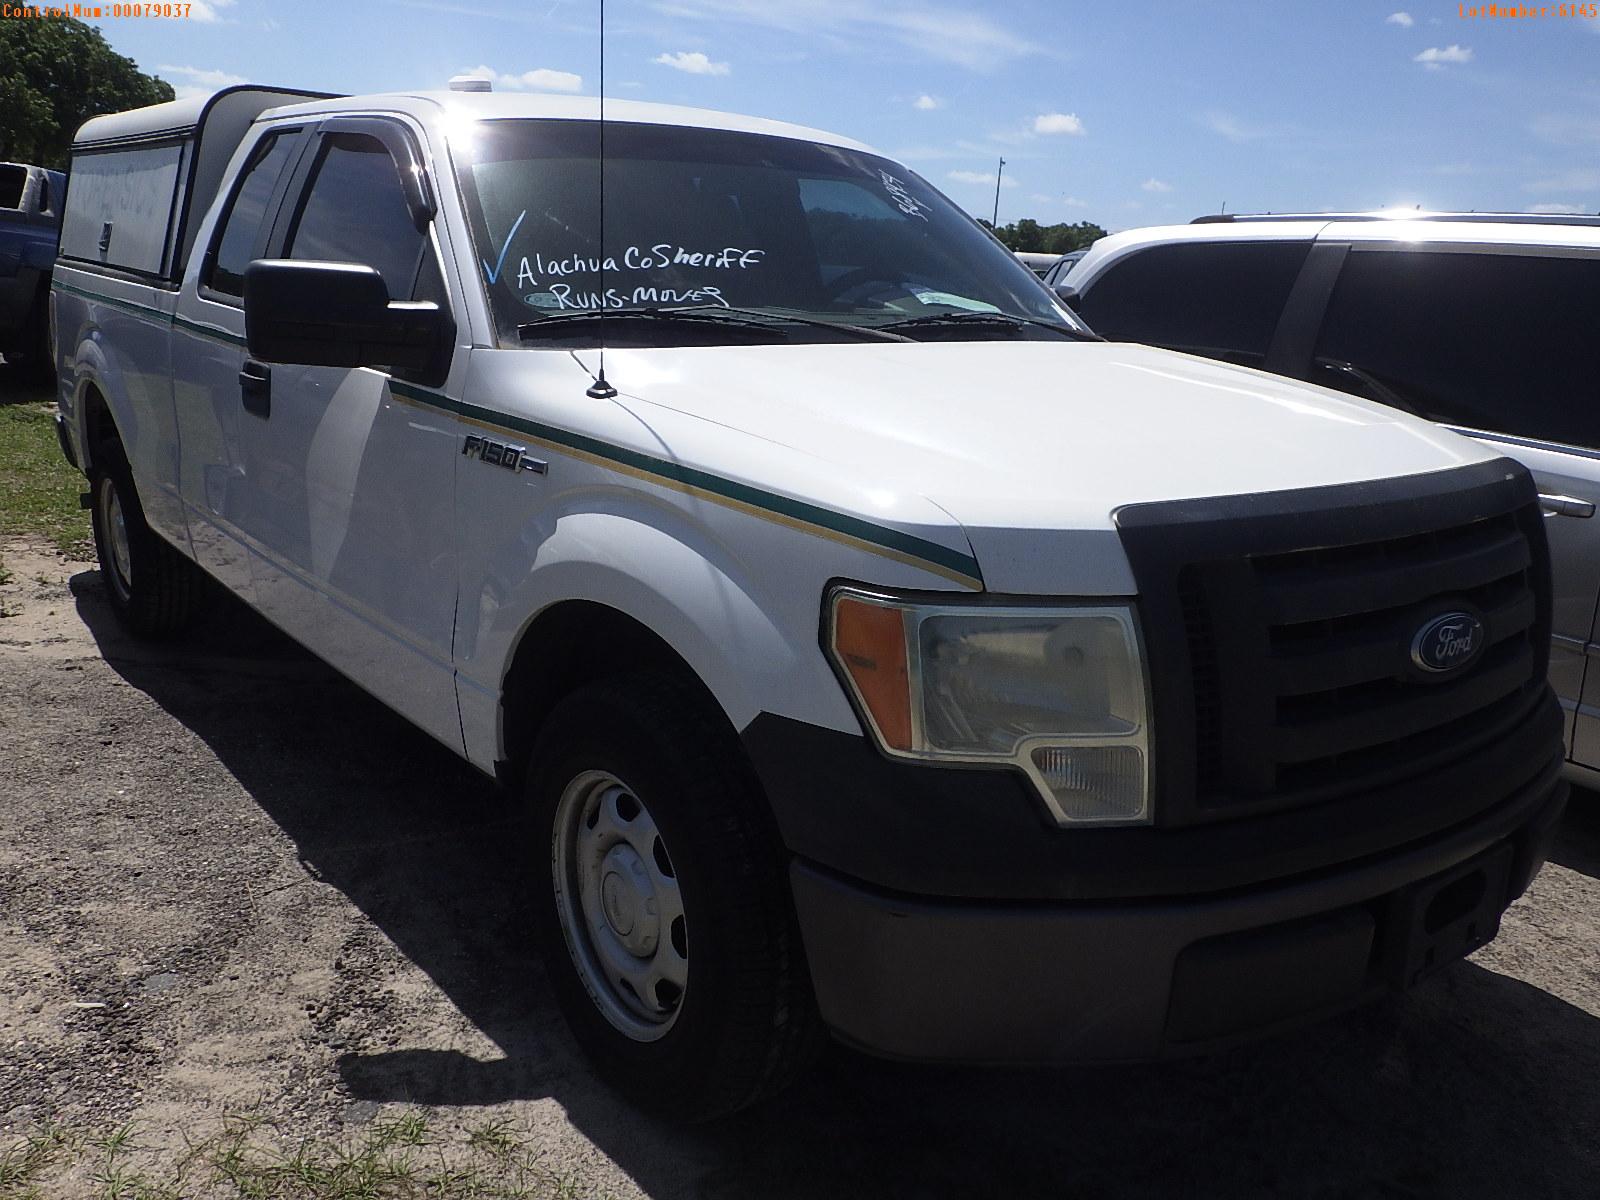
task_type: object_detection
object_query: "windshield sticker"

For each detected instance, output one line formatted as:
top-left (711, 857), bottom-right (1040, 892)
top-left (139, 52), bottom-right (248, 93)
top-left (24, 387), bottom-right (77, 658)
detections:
top-left (878, 171), bottom-right (930, 221)
top-left (912, 290), bottom-right (1000, 313)
top-left (514, 245), bottom-right (765, 285)
top-left (525, 284), bottom-right (730, 310)
top-left (502, 242), bottom-right (766, 310)
top-left (481, 209), bottom-right (527, 285)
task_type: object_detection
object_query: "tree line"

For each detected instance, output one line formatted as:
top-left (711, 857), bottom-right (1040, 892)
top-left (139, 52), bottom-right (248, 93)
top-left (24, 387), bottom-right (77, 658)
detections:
top-left (1, 17), bottom-right (173, 168)
top-left (979, 218), bottom-right (1107, 255)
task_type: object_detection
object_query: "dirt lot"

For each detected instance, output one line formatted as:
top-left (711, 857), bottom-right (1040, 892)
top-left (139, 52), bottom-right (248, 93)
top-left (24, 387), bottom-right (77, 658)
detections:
top-left (3, 536), bottom-right (1600, 1198)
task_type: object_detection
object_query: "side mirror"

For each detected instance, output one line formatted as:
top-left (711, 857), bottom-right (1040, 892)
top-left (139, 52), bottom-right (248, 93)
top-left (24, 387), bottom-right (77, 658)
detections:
top-left (1052, 283), bottom-right (1082, 311)
top-left (244, 260), bottom-right (448, 383)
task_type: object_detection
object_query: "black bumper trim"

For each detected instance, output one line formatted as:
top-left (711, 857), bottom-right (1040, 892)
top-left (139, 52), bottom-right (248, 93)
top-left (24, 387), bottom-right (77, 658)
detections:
top-left (790, 770), bottom-right (1566, 1064)
top-left (744, 688), bottom-right (1564, 901)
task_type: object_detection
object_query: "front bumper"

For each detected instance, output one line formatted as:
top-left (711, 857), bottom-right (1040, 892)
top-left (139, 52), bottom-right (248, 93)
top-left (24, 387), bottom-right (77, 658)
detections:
top-left (791, 765), bottom-right (1565, 1063)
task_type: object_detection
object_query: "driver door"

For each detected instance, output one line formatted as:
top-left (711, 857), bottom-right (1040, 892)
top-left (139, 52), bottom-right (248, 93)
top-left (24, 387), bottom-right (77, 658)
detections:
top-left (238, 117), bottom-right (466, 750)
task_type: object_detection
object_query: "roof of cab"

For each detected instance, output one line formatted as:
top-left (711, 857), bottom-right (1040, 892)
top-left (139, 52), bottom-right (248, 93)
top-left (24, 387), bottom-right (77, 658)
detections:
top-left (257, 89), bottom-right (877, 153)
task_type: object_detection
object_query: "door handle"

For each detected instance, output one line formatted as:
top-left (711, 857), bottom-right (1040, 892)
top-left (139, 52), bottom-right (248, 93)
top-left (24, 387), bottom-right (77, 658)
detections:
top-left (1539, 493), bottom-right (1595, 519)
top-left (239, 359), bottom-right (271, 418)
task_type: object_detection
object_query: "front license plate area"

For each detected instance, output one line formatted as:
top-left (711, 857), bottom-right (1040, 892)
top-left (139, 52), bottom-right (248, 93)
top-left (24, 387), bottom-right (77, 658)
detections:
top-left (1393, 844), bottom-right (1513, 990)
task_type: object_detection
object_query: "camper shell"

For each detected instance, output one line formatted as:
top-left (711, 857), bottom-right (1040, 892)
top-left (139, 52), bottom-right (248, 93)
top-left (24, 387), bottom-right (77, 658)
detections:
top-left (61, 86), bottom-right (336, 286)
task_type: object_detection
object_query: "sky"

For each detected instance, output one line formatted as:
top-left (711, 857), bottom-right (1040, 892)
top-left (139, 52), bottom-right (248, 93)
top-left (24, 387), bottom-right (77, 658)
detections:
top-left (87, 0), bottom-right (1600, 231)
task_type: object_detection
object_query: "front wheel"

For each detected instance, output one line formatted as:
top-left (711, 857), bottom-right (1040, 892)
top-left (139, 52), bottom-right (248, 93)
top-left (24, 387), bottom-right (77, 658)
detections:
top-left (89, 449), bottom-right (201, 639)
top-left (527, 675), bottom-right (824, 1121)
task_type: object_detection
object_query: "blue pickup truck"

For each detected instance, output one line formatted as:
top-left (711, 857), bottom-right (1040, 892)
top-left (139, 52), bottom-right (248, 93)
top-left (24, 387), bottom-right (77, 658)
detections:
top-left (1, 161), bottom-right (65, 377)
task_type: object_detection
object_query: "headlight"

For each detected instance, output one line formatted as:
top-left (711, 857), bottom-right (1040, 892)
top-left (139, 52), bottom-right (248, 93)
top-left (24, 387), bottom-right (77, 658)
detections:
top-left (825, 587), bottom-right (1151, 826)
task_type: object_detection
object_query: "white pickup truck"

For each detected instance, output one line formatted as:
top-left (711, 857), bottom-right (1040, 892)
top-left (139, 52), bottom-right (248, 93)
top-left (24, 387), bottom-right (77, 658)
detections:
top-left (53, 83), bottom-right (1567, 1120)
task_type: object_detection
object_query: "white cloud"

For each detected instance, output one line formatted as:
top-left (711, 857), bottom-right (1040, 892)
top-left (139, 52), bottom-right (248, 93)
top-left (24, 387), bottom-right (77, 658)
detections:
top-left (1525, 168), bottom-right (1600, 193)
top-left (1386, 11), bottom-right (1415, 27)
top-left (948, 169), bottom-right (1017, 188)
top-left (649, 0), bottom-right (1038, 71)
top-left (1414, 44), bottom-right (1473, 69)
top-left (159, 64), bottom-right (248, 98)
top-left (159, 64), bottom-right (248, 88)
top-left (1141, 178), bottom-right (1173, 193)
top-left (1033, 112), bottom-right (1084, 136)
top-left (1062, 195), bottom-right (1088, 208)
top-left (1532, 113), bottom-right (1600, 146)
top-left (187, 0), bottom-right (235, 22)
top-left (505, 68), bottom-right (584, 91)
top-left (654, 50), bottom-right (731, 75)
top-left (1529, 203), bottom-right (1592, 214)
top-left (462, 64), bottom-right (583, 92)
top-left (913, 94), bottom-right (941, 111)
top-left (1198, 110), bottom-right (1269, 142)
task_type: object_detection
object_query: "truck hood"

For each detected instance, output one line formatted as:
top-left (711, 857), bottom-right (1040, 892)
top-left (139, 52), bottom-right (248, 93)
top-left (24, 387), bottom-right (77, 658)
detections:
top-left (595, 340), bottom-right (1501, 594)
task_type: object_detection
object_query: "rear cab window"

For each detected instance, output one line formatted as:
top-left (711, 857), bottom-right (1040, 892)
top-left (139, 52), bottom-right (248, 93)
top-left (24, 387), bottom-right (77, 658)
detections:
top-left (205, 130), bottom-right (300, 299)
top-left (0, 165), bottom-right (26, 211)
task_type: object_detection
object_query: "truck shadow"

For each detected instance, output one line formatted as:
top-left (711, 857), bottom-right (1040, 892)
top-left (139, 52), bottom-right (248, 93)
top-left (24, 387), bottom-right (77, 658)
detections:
top-left (73, 570), bottom-right (1600, 1200)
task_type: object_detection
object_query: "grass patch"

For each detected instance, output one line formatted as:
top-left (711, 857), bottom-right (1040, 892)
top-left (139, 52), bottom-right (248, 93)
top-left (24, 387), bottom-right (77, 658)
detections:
top-left (0, 1112), bottom-right (610, 1200)
top-left (0, 385), bottom-right (92, 559)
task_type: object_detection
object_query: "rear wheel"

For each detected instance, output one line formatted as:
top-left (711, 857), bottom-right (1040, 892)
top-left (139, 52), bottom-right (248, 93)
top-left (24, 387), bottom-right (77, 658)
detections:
top-left (89, 446), bottom-right (201, 639)
top-left (527, 674), bottom-right (824, 1121)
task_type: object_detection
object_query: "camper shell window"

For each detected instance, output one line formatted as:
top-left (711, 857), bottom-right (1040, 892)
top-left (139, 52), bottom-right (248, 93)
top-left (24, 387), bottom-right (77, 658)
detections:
top-left (59, 141), bottom-right (189, 279)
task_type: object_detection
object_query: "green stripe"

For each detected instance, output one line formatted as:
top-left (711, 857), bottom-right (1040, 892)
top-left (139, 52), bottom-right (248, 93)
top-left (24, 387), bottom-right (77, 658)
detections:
top-left (174, 313), bottom-right (247, 347)
top-left (53, 279), bottom-right (245, 348)
top-left (53, 279), bottom-right (168, 323)
top-left (394, 380), bottom-right (982, 584)
top-left (55, 279), bottom-right (983, 585)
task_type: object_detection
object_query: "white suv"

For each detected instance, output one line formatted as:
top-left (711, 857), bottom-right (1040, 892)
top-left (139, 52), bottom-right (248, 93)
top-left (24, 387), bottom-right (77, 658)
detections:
top-left (53, 94), bottom-right (1568, 1119)
top-left (1064, 213), bottom-right (1600, 785)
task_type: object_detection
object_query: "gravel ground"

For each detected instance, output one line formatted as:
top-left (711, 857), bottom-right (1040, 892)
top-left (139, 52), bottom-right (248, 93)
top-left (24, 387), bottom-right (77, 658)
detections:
top-left (2, 537), bottom-right (1599, 1198)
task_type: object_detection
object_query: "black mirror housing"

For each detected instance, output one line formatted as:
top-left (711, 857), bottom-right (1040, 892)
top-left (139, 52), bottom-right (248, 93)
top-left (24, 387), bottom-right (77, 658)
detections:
top-left (244, 259), bottom-right (448, 383)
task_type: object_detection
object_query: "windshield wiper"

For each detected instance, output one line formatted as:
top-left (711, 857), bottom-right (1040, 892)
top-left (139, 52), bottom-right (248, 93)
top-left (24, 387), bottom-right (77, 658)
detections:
top-left (880, 311), bottom-right (1097, 341)
top-left (518, 305), bottom-right (914, 344)
top-left (517, 308), bottom-right (788, 343)
top-left (1313, 357), bottom-right (1428, 418)
top-left (664, 304), bottom-right (915, 343)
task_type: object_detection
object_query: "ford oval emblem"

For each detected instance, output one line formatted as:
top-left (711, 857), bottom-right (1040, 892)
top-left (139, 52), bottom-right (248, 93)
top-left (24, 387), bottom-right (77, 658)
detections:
top-left (1410, 611), bottom-right (1485, 675)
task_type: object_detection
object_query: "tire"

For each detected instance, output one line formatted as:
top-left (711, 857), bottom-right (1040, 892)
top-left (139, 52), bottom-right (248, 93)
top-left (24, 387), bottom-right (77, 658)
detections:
top-left (22, 292), bottom-right (53, 384)
top-left (89, 445), bottom-right (202, 639)
top-left (526, 674), bottom-right (825, 1121)
top-left (5, 291), bottom-right (54, 384)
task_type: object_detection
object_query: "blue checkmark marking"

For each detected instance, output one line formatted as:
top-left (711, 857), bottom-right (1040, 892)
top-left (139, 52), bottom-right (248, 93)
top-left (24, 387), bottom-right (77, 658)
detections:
top-left (481, 209), bottom-right (527, 284)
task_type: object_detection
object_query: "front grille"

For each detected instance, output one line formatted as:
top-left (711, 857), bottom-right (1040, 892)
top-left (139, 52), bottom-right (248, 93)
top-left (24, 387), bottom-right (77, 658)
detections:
top-left (1116, 460), bottom-right (1552, 825)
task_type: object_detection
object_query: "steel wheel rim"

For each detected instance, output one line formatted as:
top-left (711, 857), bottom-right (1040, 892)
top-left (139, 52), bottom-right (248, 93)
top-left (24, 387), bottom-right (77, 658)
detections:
top-left (99, 477), bottom-right (132, 603)
top-left (552, 769), bottom-right (688, 1041)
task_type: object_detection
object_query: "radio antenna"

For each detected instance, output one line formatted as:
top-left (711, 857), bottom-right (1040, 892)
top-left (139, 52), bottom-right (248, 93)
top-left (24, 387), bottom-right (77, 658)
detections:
top-left (585, 0), bottom-right (618, 399)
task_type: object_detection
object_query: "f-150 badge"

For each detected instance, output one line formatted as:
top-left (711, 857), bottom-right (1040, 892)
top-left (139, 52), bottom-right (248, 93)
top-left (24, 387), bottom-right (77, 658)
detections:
top-left (463, 434), bottom-right (547, 475)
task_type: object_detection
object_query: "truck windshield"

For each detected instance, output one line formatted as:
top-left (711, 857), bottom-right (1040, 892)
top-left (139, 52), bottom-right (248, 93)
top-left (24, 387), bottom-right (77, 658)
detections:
top-left (452, 118), bottom-right (1091, 347)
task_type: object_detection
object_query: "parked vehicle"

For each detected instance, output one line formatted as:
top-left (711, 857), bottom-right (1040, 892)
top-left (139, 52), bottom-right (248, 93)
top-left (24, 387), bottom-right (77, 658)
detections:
top-left (0, 161), bottom-right (66, 376)
top-left (1064, 212), bottom-right (1600, 786)
top-left (1013, 249), bottom-right (1059, 276)
top-left (1041, 247), bottom-right (1087, 289)
top-left (55, 90), bottom-right (1567, 1119)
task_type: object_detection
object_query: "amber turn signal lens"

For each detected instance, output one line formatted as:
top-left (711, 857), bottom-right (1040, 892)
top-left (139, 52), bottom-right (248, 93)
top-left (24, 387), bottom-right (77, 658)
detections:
top-left (831, 596), bottom-right (913, 751)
